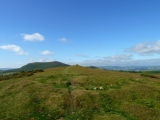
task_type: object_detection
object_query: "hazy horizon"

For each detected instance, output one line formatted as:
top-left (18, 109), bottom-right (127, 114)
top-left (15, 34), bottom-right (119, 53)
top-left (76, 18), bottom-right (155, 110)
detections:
top-left (1, 61), bottom-right (160, 70)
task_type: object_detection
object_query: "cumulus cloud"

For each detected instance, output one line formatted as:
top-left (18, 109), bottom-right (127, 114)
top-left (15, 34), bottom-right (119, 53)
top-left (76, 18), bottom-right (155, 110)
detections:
top-left (38, 58), bottom-right (54, 62)
top-left (75, 54), bottom-right (89, 57)
top-left (104, 54), bottom-right (133, 61)
top-left (68, 54), bottom-right (133, 66)
top-left (41, 50), bottom-right (54, 55)
top-left (126, 40), bottom-right (160, 55)
top-left (0, 44), bottom-right (28, 55)
top-left (58, 37), bottom-right (69, 43)
top-left (75, 57), bottom-right (160, 66)
top-left (21, 33), bottom-right (45, 41)
top-left (29, 58), bottom-right (34, 63)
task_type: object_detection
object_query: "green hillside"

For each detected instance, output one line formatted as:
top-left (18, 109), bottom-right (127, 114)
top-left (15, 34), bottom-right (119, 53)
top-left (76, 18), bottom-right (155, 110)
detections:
top-left (4, 61), bottom-right (70, 73)
top-left (0, 66), bottom-right (160, 120)
top-left (20, 61), bottom-right (70, 71)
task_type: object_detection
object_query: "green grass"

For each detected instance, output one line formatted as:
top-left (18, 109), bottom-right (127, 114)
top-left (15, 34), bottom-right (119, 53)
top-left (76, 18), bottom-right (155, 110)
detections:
top-left (0, 66), bottom-right (160, 119)
top-left (143, 70), bottom-right (160, 74)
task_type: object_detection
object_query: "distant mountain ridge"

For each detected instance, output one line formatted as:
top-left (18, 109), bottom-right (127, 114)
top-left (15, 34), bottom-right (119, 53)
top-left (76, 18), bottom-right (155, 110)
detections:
top-left (4, 61), bottom-right (70, 73)
top-left (0, 68), bottom-right (14, 71)
top-left (98, 66), bottom-right (160, 71)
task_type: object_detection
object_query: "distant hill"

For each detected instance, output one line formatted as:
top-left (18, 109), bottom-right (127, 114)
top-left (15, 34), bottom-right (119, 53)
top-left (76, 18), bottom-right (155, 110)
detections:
top-left (4, 61), bottom-right (70, 73)
top-left (0, 68), bottom-right (14, 71)
top-left (98, 66), bottom-right (160, 71)
top-left (20, 61), bottom-right (70, 71)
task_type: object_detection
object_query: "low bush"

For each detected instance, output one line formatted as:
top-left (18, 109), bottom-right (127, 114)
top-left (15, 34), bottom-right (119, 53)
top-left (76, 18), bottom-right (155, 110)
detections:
top-left (140, 73), bottom-right (158, 78)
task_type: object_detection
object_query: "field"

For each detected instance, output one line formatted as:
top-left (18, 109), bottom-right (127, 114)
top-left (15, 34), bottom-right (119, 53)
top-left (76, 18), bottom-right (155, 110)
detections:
top-left (0, 65), bottom-right (160, 120)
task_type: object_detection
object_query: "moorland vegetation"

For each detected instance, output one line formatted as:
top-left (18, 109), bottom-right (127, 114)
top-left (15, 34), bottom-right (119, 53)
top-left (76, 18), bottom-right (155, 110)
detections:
top-left (0, 65), bottom-right (160, 120)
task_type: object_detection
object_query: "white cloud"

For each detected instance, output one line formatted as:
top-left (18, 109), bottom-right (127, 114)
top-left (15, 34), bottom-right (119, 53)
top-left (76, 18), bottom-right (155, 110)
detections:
top-left (0, 44), bottom-right (28, 55)
top-left (104, 54), bottom-right (132, 61)
top-left (38, 58), bottom-right (54, 62)
top-left (68, 54), bottom-right (133, 66)
top-left (21, 33), bottom-right (45, 41)
top-left (29, 58), bottom-right (34, 63)
top-left (41, 50), bottom-right (54, 55)
top-left (75, 54), bottom-right (89, 57)
top-left (74, 57), bottom-right (160, 66)
top-left (58, 37), bottom-right (69, 43)
top-left (126, 40), bottom-right (160, 55)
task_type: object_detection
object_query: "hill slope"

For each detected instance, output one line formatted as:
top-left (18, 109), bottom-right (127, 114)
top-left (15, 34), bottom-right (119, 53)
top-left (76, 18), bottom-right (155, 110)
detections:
top-left (20, 61), bottom-right (70, 71)
top-left (0, 66), bottom-right (160, 119)
top-left (4, 61), bottom-right (70, 73)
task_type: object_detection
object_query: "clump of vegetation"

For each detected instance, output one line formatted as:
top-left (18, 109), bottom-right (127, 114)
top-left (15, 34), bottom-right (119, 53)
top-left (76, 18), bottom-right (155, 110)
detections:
top-left (0, 69), bottom-right (44, 81)
top-left (140, 73), bottom-right (158, 78)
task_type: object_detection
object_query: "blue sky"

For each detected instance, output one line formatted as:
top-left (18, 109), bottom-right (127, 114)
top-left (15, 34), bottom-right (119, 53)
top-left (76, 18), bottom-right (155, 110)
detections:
top-left (0, 0), bottom-right (160, 68)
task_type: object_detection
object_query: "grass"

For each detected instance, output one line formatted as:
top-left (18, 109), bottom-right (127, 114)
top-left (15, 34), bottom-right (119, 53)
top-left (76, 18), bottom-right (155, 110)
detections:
top-left (0, 65), bottom-right (160, 119)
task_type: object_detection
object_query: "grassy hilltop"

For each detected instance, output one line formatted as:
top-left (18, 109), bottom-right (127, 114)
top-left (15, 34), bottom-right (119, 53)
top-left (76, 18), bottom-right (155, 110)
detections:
top-left (0, 65), bottom-right (160, 120)
top-left (3, 61), bottom-right (70, 74)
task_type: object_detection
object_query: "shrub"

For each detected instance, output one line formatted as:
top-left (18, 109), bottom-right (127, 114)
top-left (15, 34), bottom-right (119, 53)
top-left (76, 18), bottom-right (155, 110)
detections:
top-left (140, 73), bottom-right (158, 78)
